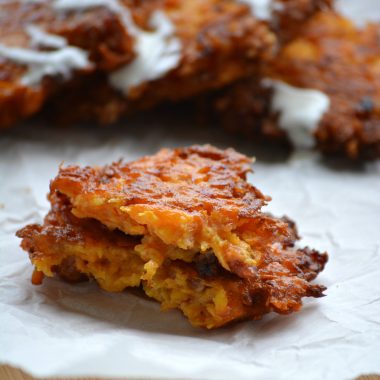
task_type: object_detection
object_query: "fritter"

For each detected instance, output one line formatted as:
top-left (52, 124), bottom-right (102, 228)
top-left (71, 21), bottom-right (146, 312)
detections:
top-left (50, 145), bottom-right (281, 277)
top-left (17, 145), bottom-right (327, 329)
top-left (18, 192), bottom-right (145, 291)
top-left (0, 0), bottom-right (275, 128)
top-left (0, 0), bottom-right (133, 128)
top-left (213, 11), bottom-right (380, 159)
top-left (272, 0), bottom-right (333, 43)
top-left (43, 0), bottom-right (333, 124)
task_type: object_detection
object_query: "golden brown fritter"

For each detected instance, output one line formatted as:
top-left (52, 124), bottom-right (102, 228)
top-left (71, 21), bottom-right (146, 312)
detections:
top-left (50, 145), bottom-right (274, 276)
top-left (44, 0), bottom-right (276, 125)
top-left (43, 0), bottom-right (333, 125)
top-left (0, 1), bottom-right (134, 69)
top-left (143, 239), bottom-right (327, 328)
top-left (0, 0), bottom-right (275, 128)
top-left (0, 0), bottom-right (334, 129)
top-left (273, 0), bottom-right (333, 43)
top-left (214, 11), bottom-right (380, 159)
top-left (17, 195), bottom-right (326, 328)
top-left (18, 192), bottom-right (145, 290)
top-left (0, 0), bottom-right (134, 128)
top-left (17, 145), bottom-right (327, 328)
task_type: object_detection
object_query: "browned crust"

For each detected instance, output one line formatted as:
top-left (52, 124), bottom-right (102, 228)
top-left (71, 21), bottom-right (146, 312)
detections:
top-left (212, 11), bottom-right (380, 159)
top-left (0, 1), bottom-right (134, 128)
top-left (50, 145), bottom-right (267, 218)
top-left (0, 0), bottom-right (275, 128)
top-left (273, 0), bottom-right (334, 43)
top-left (0, 1), bottom-right (134, 69)
top-left (269, 12), bottom-right (380, 159)
top-left (42, 0), bottom-right (335, 126)
top-left (16, 145), bottom-right (328, 327)
top-left (17, 174), bottom-right (327, 327)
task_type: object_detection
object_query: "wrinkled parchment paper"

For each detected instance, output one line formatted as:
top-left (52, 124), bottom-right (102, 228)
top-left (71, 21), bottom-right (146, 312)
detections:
top-left (1, 2), bottom-right (380, 379)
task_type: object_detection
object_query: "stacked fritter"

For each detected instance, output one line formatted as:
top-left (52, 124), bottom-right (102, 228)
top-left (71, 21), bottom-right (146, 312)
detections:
top-left (0, 0), bottom-right (331, 126)
top-left (17, 146), bottom-right (327, 328)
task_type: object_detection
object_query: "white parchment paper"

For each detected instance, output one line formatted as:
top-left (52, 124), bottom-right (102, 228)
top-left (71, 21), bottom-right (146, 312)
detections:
top-left (1, 1), bottom-right (380, 379)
